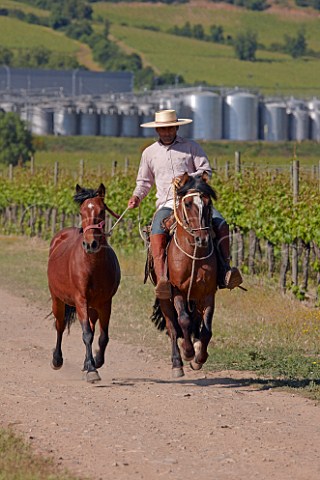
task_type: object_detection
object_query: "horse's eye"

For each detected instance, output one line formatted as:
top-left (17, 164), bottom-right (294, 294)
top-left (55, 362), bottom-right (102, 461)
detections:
top-left (185, 201), bottom-right (192, 209)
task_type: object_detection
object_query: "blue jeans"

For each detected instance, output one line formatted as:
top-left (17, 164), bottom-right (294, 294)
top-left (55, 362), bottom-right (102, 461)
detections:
top-left (151, 207), bottom-right (226, 235)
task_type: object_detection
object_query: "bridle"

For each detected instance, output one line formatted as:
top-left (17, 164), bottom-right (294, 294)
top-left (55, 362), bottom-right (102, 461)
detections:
top-left (173, 186), bottom-right (214, 260)
top-left (83, 220), bottom-right (105, 235)
top-left (173, 186), bottom-right (214, 307)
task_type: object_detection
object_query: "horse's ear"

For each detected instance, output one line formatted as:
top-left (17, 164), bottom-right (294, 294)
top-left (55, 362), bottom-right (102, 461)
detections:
top-left (75, 184), bottom-right (82, 193)
top-left (97, 183), bottom-right (105, 199)
top-left (173, 173), bottom-right (189, 189)
top-left (202, 171), bottom-right (209, 183)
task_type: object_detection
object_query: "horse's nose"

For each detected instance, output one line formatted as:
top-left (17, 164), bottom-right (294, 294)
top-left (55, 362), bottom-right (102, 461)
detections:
top-left (82, 240), bottom-right (98, 253)
top-left (195, 236), bottom-right (208, 248)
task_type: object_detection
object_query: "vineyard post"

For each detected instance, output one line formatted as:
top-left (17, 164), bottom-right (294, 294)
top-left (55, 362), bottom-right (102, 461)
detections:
top-left (225, 160), bottom-right (230, 180)
top-left (112, 160), bottom-right (117, 177)
top-left (8, 163), bottom-right (13, 181)
top-left (79, 159), bottom-right (84, 185)
top-left (235, 151), bottom-right (241, 174)
top-left (292, 159), bottom-right (299, 287)
top-left (30, 155), bottom-right (35, 175)
top-left (124, 157), bottom-right (129, 174)
top-left (54, 161), bottom-right (59, 186)
top-left (212, 157), bottom-right (217, 172)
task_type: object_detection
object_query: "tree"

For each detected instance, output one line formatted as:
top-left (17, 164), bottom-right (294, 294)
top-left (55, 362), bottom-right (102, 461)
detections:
top-left (209, 25), bottom-right (224, 43)
top-left (0, 112), bottom-right (34, 166)
top-left (0, 46), bottom-right (14, 65)
top-left (234, 30), bottom-right (258, 61)
top-left (193, 24), bottom-right (205, 40)
top-left (284, 28), bottom-right (307, 58)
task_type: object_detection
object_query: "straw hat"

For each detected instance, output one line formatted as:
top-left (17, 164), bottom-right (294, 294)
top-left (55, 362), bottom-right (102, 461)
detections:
top-left (140, 109), bottom-right (193, 128)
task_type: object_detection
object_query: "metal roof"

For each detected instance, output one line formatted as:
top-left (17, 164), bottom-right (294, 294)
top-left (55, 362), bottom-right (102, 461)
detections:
top-left (0, 67), bottom-right (134, 96)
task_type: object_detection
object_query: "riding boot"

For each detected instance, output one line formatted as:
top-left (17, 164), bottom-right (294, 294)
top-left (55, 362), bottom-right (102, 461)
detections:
top-left (150, 233), bottom-right (171, 300)
top-left (213, 222), bottom-right (243, 290)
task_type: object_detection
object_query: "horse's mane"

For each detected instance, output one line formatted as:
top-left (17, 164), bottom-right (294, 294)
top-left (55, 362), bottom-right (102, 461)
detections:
top-left (73, 188), bottom-right (100, 205)
top-left (177, 175), bottom-right (218, 201)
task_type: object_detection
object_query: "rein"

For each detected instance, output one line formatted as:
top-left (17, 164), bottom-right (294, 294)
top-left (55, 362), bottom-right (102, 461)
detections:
top-left (82, 207), bottom-right (130, 237)
top-left (173, 184), bottom-right (214, 307)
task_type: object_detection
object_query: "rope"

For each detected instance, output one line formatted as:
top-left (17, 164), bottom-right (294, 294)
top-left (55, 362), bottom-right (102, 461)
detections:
top-left (173, 232), bottom-right (214, 261)
top-left (106, 206), bottom-right (130, 236)
top-left (187, 243), bottom-right (198, 309)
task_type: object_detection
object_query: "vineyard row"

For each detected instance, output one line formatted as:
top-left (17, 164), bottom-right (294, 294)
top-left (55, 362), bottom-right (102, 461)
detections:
top-left (1, 161), bottom-right (320, 302)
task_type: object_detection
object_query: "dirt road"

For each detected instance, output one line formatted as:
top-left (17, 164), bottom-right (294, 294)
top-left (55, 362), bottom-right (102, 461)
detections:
top-left (0, 287), bottom-right (319, 480)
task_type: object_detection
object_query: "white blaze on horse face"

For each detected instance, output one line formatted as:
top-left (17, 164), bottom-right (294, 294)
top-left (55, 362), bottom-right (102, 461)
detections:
top-left (193, 194), bottom-right (203, 225)
top-left (87, 202), bottom-right (94, 209)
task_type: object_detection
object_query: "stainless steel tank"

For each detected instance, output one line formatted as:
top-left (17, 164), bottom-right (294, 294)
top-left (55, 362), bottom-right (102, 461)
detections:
top-left (308, 98), bottom-right (320, 142)
top-left (287, 99), bottom-right (309, 141)
top-left (30, 106), bottom-right (54, 135)
top-left (139, 103), bottom-right (156, 138)
top-left (53, 104), bottom-right (78, 136)
top-left (77, 103), bottom-right (98, 136)
top-left (260, 101), bottom-right (288, 141)
top-left (98, 104), bottom-right (120, 137)
top-left (223, 91), bottom-right (258, 141)
top-left (184, 91), bottom-right (222, 140)
top-left (119, 104), bottom-right (140, 137)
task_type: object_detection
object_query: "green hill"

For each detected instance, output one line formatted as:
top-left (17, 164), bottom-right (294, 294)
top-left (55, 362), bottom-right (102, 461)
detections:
top-left (1, 0), bottom-right (320, 96)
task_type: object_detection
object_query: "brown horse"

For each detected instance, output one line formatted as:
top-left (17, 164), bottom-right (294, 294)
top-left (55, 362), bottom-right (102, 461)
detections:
top-left (151, 172), bottom-right (218, 378)
top-left (47, 183), bottom-right (121, 383)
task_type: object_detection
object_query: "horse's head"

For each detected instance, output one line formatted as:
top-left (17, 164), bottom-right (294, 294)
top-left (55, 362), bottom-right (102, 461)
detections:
top-left (74, 183), bottom-right (107, 254)
top-left (174, 172), bottom-right (217, 248)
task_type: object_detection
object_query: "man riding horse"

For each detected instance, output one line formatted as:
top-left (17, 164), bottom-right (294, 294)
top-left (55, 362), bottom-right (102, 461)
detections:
top-left (128, 109), bottom-right (243, 299)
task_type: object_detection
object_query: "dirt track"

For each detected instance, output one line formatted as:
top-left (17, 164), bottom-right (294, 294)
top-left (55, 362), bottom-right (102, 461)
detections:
top-left (1, 286), bottom-right (320, 480)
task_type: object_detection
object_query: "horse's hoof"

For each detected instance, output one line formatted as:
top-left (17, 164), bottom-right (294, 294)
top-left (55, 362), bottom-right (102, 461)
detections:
top-left (172, 367), bottom-right (184, 378)
top-left (51, 359), bottom-right (63, 370)
top-left (86, 370), bottom-right (101, 383)
top-left (190, 360), bottom-right (203, 371)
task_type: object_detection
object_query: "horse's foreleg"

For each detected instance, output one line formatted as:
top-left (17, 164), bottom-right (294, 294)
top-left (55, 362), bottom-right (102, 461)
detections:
top-left (191, 302), bottom-right (214, 370)
top-left (51, 298), bottom-right (66, 370)
top-left (159, 299), bottom-right (184, 378)
top-left (94, 301), bottom-right (111, 369)
top-left (77, 303), bottom-right (100, 383)
top-left (174, 295), bottom-right (194, 362)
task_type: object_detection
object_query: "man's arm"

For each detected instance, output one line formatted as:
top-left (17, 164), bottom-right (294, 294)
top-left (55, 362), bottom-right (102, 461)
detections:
top-left (128, 152), bottom-right (154, 207)
top-left (191, 142), bottom-right (212, 178)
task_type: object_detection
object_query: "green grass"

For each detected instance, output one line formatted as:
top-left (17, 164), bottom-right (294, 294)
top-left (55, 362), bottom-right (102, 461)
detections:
top-left (1, 1), bottom-right (320, 95)
top-left (94, 1), bottom-right (320, 50)
top-left (1, 0), bottom-right (49, 16)
top-left (109, 24), bottom-right (320, 95)
top-left (29, 136), bottom-right (320, 172)
top-left (0, 427), bottom-right (83, 480)
top-left (93, 1), bottom-right (320, 95)
top-left (0, 17), bottom-right (79, 53)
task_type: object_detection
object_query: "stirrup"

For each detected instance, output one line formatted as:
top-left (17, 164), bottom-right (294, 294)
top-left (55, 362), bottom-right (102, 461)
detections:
top-left (225, 267), bottom-right (243, 290)
top-left (155, 278), bottom-right (172, 300)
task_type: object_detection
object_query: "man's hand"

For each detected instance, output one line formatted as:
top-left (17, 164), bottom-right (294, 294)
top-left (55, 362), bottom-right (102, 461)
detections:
top-left (128, 195), bottom-right (141, 209)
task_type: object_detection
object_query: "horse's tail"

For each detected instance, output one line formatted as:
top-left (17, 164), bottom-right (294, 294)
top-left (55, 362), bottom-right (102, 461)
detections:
top-left (150, 298), bottom-right (200, 339)
top-left (150, 298), bottom-right (167, 331)
top-left (65, 304), bottom-right (77, 333)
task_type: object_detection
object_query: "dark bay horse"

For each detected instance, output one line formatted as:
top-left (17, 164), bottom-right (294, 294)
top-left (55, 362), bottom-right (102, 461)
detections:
top-left (152, 172), bottom-right (218, 378)
top-left (47, 183), bottom-right (121, 383)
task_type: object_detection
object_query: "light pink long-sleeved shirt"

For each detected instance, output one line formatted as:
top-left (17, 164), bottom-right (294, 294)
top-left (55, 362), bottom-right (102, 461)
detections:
top-left (133, 135), bottom-right (212, 210)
